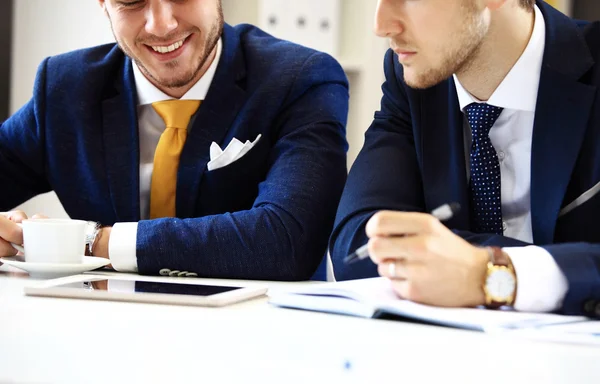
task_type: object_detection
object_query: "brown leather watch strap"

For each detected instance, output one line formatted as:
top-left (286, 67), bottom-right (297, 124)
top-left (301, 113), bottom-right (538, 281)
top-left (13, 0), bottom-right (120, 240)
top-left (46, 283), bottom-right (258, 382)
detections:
top-left (488, 246), bottom-right (510, 267)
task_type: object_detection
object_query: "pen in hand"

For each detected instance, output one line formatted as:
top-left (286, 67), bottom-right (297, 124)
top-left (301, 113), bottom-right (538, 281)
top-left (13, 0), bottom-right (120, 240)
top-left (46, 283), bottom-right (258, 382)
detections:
top-left (343, 202), bottom-right (461, 265)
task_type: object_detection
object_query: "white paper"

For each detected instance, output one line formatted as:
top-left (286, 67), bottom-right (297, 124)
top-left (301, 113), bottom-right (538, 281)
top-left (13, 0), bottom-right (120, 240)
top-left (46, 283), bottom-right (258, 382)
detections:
top-left (268, 278), bottom-right (590, 332)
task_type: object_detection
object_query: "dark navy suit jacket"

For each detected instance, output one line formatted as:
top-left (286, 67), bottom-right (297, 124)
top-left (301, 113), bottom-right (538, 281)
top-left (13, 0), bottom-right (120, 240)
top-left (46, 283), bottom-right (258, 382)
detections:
top-left (330, 1), bottom-right (600, 316)
top-left (0, 24), bottom-right (349, 281)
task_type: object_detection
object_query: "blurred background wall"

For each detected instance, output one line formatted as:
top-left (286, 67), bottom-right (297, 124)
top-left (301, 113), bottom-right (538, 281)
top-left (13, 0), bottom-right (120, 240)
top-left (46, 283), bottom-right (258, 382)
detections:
top-left (9, 0), bottom-right (114, 217)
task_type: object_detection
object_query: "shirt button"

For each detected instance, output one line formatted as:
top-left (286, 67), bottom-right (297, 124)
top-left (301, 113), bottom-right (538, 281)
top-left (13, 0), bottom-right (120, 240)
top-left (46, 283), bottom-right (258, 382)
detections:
top-left (159, 268), bottom-right (171, 276)
top-left (497, 151), bottom-right (505, 161)
top-left (502, 221), bottom-right (508, 232)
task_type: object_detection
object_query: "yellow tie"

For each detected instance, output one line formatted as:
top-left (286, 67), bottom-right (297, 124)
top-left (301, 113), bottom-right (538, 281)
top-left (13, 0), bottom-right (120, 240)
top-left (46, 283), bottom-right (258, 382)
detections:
top-left (150, 100), bottom-right (201, 219)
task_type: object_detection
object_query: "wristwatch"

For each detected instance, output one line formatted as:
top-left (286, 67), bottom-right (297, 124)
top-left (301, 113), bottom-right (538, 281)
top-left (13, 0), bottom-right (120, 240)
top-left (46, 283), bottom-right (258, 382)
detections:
top-left (483, 247), bottom-right (517, 309)
top-left (85, 221), bottom-right (102, 256)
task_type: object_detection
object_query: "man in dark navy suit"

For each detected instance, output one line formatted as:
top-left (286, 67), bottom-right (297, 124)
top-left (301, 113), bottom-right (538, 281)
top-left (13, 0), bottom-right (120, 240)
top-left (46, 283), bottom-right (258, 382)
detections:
top-left (331, 0), bottom-right (600, 316)
top-left (0, 0), bottom-right (349, 280)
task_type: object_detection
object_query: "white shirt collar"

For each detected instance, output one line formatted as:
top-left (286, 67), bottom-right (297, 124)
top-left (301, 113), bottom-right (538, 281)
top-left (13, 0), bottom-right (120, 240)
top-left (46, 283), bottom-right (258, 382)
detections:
top-left (132, 38), bottom-right (222, 105)
top-left (454, 5), bottom-right (545, 112)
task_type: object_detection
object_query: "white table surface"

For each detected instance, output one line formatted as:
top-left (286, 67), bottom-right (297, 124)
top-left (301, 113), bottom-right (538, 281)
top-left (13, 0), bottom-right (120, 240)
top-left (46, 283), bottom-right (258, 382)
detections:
top-left (1, 264), bottom-right (599, 384)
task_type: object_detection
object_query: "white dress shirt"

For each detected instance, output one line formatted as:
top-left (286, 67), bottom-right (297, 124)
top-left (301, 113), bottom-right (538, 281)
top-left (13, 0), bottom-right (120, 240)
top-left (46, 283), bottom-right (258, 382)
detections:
top-left (108, 39), bottom-right (223, 272)
top-left (453, 5), bottom-right (568, 312)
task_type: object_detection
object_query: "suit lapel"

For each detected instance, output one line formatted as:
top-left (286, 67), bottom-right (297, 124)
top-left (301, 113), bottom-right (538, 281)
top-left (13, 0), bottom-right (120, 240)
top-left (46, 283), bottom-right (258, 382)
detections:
top-left (530, 2), bottom-right (597, 244)
top-left (101, 56), bottom-right (141, 222)
top-left (176, 25), bottom-right (248, 218)
top-left (420, 82), bottom-right (470, 230)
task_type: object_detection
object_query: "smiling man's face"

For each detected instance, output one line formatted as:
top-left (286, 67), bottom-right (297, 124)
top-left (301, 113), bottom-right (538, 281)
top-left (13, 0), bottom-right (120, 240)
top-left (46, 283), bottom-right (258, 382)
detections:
top-left (100, 0), bottom-right (223, 93)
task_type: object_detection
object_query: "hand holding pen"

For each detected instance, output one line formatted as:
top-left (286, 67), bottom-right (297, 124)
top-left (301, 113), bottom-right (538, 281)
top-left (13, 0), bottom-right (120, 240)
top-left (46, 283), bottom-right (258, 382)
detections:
top-left (349, 202), bottom-right (493, 308)
top-left (344, 203), bottom-right (461, 264)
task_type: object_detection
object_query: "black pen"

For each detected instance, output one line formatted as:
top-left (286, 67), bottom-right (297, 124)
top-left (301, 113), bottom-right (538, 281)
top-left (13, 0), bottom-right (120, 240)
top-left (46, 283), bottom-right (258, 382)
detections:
top-left (343, 202), bottom-right (461, 265)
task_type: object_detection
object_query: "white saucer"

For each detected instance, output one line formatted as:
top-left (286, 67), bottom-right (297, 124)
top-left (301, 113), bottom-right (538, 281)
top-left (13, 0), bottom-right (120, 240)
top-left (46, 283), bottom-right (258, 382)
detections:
top-left (0, 256), bottom-right (111, 279)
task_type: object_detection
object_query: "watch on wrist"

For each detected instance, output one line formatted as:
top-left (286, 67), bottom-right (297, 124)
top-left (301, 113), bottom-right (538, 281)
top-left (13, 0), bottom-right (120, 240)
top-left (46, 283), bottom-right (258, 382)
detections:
top-left (483, 247), bottom-right (517, 309)
top-left (85, 221), bottom-right (102, 256)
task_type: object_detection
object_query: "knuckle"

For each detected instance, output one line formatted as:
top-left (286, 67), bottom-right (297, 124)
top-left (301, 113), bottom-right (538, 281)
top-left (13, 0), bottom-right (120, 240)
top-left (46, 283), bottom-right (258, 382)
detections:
top-left (423, 216), bottom-right (440, 232)
top-left (368, 211), bottom-right (393, 233)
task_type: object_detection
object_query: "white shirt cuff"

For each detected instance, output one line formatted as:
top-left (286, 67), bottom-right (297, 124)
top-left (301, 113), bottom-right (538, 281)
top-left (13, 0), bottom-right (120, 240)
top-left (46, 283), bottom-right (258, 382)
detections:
top-left (108, 222), bottom-right (139, 273)
top-left (504, 245), bottom-right (568, 313)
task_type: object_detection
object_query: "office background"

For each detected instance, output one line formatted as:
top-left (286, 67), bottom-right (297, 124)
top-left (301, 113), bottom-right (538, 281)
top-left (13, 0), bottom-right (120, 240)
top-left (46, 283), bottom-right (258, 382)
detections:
top-left (2, 0), bottom-right (599, 216)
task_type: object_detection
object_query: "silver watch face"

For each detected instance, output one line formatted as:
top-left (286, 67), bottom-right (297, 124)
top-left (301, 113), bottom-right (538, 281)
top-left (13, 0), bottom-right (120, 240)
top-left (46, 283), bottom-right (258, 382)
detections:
top-left (486, 269), bottom-right (516, 299)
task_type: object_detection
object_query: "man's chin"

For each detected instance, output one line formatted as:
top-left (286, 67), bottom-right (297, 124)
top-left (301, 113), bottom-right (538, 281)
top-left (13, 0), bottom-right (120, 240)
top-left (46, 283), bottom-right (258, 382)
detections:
top-left (403, 69), bottom-right (450, 90)
top-left (146, 69), bottom-right (199, 89)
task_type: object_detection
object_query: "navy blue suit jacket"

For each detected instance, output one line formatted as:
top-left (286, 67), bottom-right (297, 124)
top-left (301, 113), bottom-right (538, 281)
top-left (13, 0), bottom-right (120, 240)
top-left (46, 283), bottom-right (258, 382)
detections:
top-left (1, 24), bottom-right (349, 281)
top-left (330, 2), bottom-right (600, 316)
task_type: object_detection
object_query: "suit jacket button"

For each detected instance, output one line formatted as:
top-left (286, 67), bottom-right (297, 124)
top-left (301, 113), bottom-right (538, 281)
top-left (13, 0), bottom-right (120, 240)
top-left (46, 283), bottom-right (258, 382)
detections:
top-left (159, 269), bottom-right (171, 276)
top-left (169, 270), bottom-right (180, 277)
top-left (186, 272), bottom-right (198, 277)
top-left (583, 300), bottom-right (596, 314)
top-left (595, 303), bottom-right (600, 318)
top-left (177, 271), bottom-right (188, 277)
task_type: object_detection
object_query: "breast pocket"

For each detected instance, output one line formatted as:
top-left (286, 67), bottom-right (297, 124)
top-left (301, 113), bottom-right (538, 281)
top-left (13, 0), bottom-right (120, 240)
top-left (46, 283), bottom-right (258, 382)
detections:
top-left (196, 137), bottom-right (270, 216)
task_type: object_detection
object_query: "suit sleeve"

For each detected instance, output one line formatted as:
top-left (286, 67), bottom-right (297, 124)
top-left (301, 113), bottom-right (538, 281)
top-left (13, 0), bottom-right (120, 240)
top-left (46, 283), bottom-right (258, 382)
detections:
top-left (135, 52), bottom-right (349, 281)
top-left (0, 59), bottom-right (52, 210)
top-left (329, 50), bottom-right (532, 281)
top-left (542, 243), bottom-right (600, 317)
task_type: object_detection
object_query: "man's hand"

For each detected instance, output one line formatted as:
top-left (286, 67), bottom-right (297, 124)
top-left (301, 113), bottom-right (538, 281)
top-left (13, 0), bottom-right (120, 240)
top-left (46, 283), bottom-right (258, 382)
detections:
top-left (0, 211), bottom-right (28, 258)
top-left (366, 211), bottom-right (490, 308)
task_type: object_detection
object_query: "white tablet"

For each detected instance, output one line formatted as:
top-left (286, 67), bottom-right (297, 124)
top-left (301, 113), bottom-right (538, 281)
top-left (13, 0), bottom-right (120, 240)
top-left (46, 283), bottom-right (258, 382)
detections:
top-left (24, 275), bottom-right (268, 307)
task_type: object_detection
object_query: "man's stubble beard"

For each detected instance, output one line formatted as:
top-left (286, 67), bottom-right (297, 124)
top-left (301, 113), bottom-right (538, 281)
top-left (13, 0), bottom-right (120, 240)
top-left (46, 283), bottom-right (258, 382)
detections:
top-left (404, 3), bottom-right (488, 89)
top-left (108, 5), bottom-right (224, 90)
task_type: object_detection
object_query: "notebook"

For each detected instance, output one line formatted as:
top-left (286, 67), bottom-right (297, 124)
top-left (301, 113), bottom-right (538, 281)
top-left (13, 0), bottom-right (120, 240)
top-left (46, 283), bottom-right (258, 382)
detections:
top-left (268, 278), bottom-right (590, 333)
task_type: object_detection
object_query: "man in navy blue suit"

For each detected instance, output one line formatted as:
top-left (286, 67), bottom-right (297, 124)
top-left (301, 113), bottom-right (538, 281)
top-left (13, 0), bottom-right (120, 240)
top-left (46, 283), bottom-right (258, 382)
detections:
top-left (0, 0), bottom-right (348, 280)
top-left (331, 0), bottom-right (600, 317)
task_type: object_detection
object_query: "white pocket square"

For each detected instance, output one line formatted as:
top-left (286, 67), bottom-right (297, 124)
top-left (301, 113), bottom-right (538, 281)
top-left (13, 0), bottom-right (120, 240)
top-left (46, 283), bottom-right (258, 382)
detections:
top-left (207, 134), bottom-right (262, 171)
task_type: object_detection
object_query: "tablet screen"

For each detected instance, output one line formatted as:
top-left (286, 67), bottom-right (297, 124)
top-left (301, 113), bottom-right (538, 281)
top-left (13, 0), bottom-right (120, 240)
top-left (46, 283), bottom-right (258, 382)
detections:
top-left (55, 279), bottom-right (243, 297)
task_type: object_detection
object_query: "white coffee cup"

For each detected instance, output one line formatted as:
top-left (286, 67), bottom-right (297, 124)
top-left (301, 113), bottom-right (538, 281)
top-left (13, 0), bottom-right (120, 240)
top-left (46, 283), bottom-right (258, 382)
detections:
top-left (15, 219), bottom-right (87, 264)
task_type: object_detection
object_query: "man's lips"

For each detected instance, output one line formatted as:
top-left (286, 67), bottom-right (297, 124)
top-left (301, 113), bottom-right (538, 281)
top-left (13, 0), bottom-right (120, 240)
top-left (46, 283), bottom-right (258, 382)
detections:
top-left (393, 48), bottom-right (417, 61)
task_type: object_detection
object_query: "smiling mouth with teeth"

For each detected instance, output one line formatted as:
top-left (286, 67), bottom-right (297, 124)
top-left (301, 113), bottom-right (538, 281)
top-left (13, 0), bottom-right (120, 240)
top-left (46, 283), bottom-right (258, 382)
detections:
top-left (149, 37), bottom-right (186, 54)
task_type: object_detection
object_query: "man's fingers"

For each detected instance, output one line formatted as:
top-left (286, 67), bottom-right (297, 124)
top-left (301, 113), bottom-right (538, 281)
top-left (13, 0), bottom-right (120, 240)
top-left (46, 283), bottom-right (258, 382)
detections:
top-left (0, 238), bottom-right (19, 257)
top-left (0, 216), bottom-right (24, 246)
top-left (378, 260), bottom-right (411, 280)
top-left (366, 211), bottom-right (443, 238)
top-left (0, 210), bottom-right (28, 223)
top-left (368, 235), bottom-right (440, 264)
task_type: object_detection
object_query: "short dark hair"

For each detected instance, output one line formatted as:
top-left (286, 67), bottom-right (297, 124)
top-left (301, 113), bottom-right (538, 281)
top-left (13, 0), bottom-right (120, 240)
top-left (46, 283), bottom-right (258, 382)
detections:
top-left (520, 0), bottom-right (535, 10)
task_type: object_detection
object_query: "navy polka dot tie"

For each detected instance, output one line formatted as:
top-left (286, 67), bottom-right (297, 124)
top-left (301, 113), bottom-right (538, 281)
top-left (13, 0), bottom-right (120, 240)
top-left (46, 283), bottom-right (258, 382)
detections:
top-left (465, 103), bottom-right (504, 234)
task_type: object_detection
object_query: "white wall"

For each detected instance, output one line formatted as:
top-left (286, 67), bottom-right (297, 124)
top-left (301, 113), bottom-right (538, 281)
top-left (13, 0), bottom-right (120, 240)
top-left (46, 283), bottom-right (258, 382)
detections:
top-left (11, 0), bottom-right (114, 113)
top-left (10, 0), bottom-right (114, 216)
